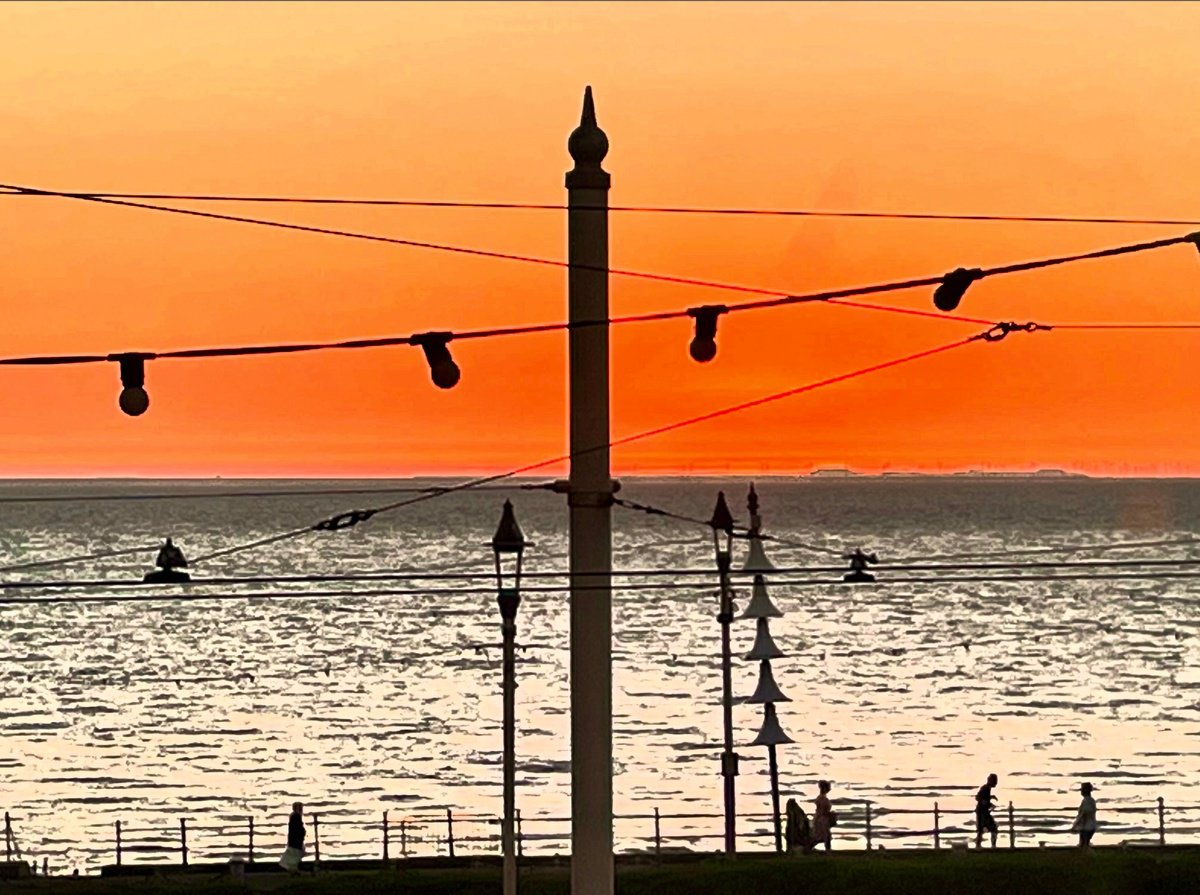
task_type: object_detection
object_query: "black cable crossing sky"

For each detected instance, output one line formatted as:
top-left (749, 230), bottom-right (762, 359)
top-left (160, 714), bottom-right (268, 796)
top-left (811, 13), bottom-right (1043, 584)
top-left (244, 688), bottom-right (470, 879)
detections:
top-left (5, 187), bottom-right (1200, 227)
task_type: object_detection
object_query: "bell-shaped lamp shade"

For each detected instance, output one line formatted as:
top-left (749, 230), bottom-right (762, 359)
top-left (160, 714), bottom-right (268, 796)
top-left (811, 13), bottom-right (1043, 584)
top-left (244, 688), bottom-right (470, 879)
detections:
top-left (740, 574), bottom-right (782, 620)
top-left (750, 703), bottom-right (794, 747)
top-left (741, 535), bottom-right (775, 573)
top-left (747, 659), bottom-right (789, 704)
top-left (746, 617), bottom-right (785, 661)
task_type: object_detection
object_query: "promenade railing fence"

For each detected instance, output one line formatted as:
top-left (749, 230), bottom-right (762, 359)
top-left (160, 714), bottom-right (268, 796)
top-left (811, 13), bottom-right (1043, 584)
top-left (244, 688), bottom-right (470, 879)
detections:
top-left (9, 798), bottom-right (1200, 873)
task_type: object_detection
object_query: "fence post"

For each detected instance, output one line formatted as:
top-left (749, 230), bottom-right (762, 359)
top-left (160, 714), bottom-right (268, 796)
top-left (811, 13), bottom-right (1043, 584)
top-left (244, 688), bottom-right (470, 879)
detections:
top-left (248, 817), bottom-right (255, 864)
top-left (401, 820), bottom-right (408, 858)
top-left (4, 812), bottom-right (10, 862)
top-left (1158, 797), bottom-right (1165, 847)
top-left (115, 820), bottom-right (123, 867)
top-left (446, 810), bottom-right (455, 858)
top-left (933, 802), bottom-right (940, 850)
top-left (383, 811), bottom-right (390, 863)
top-left (865, 803), bottom-right (873, 852)
top-left (180, 818), bottom-right (188, 867)
top-left (516, 809), bottom-right (524, 859)
top-left (313, 814), bottom-right (321, 866)
top-left (1007, 802), bottom-right (1015, 849)
top-left (654, 807), bottom-right (662, 862)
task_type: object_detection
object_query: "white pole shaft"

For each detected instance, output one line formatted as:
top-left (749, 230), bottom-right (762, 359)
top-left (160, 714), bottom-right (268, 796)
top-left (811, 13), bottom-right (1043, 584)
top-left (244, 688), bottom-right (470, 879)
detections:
top-left (566, 87), bottom-right (613, 895)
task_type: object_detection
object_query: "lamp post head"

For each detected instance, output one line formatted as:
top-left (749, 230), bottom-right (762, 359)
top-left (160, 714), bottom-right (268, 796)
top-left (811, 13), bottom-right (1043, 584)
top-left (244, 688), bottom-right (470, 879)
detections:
top-left (491, 500), bottom-right (527, 557)
top-left (709, 492), bottom-right (734, 534)
top-left (709, 491), bottom-right (735, 564)
top-left (490, 500), bottom-right (530, 598)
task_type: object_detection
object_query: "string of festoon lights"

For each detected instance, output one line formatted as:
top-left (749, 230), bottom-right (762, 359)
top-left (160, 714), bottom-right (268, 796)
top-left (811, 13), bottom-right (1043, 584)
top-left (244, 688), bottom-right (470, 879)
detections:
top-left (2, 180), bottom-right (1200, 415)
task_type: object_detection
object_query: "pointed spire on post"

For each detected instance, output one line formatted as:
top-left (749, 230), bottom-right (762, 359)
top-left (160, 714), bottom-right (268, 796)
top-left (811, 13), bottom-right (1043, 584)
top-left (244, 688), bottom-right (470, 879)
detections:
top-left (742, 483), bottom-right (774, 572)
top-left (567, 86), bottom-right (609, 188)
top-left (581, 85), bottom-right (597, 127)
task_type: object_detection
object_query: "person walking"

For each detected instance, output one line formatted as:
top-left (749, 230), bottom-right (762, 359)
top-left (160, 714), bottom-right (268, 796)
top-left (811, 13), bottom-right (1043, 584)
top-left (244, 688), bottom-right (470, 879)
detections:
top-left (1070, 783), bottom-right (1098, 848)
top-left (975, 773), bottom-right (999, 849)
top-left (279, 802), bottom-right (306, 873)
top-left (812, 781), bottom-right (836, 852)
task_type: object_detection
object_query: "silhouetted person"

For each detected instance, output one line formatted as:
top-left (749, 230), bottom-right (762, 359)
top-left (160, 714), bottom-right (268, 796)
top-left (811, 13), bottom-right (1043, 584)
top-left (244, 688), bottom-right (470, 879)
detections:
top-left (812, 780), bottom-right (836, 851)
top-left (1071, 782), bottom-right (1097, 848)
top-left (843, 548), bottom-right (878, 583)
top-left (279, 802), bottom-right (305, 873)
top-left (784, 798), bottom-right (812, 854)
top-left (975, 773), bottom-right (999, 848)
top-left (143, 537), bottom-right (191, 583)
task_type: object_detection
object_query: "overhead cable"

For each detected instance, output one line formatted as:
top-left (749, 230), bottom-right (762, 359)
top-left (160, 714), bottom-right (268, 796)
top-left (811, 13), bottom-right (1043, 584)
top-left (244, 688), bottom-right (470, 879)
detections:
top-left (4, 568), bottom-right (1200, 607)
top-left (4, 188), bottom-right (1200, 228)
top-left (5, 555), bottom-right (1200, 593)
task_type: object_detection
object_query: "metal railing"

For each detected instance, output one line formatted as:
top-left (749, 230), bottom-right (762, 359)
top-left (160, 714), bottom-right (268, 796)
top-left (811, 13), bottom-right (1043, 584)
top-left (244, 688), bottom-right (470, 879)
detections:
top-left (90, 797), bottom-right (1200, 868)
top-left (9, 797), bottom-right (1200, 873)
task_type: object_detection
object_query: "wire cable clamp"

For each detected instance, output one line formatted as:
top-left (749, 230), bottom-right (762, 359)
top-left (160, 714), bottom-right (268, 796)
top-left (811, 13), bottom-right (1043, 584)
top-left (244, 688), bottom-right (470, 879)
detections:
top-left (313, 509), bottom-right (378, 532)
top-left (974, 321), bottom-right (1052, 343)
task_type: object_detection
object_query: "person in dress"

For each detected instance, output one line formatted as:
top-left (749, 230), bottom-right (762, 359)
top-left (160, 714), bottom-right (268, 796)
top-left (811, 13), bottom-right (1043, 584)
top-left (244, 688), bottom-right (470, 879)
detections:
top-left (812, 780), bottom-right (836, 851)
top-left (279, 802), bottom-right (306, 873)
top-left (1070, 783), bottom-right (1098, 848)
top-left (975, 773), bottom-right (999, 849)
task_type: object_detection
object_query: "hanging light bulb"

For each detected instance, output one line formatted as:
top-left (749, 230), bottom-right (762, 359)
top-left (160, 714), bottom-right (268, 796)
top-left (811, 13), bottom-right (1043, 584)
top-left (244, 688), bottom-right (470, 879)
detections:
top-left (113, 353), bottom-right (150, 416)
top-left (933, 267), bottom-right (983, 312)
top-left (687, 305), bottom-right (727, 363)
top-left (413, 332), bottom-right (461, 389)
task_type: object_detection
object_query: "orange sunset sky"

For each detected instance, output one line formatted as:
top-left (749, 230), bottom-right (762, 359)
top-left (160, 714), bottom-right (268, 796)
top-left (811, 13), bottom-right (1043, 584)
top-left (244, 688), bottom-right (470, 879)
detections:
top-left (3, 1), bottom-right (1200, 478)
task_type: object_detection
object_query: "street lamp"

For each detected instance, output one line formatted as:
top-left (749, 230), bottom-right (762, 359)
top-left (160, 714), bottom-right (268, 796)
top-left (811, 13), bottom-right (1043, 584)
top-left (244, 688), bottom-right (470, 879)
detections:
top-left (491, 500), bottom-right (529, 895)
top-left (741, 485), bottom-right (792, 853)
top-left (708, 491), bottom-right (739, 854)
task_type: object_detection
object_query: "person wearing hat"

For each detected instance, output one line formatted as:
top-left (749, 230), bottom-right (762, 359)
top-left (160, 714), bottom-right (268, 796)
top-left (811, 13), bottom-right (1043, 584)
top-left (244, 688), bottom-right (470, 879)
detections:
top-left (1070, 783), bottom-right (1098, 848)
